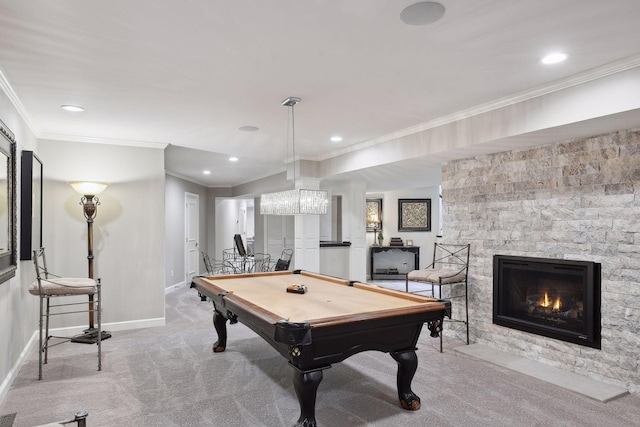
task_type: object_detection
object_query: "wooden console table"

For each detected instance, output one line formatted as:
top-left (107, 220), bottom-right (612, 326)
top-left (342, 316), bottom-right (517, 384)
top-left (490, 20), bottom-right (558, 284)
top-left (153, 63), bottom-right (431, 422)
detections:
top-left (370, 246), bottom-right (419, 280)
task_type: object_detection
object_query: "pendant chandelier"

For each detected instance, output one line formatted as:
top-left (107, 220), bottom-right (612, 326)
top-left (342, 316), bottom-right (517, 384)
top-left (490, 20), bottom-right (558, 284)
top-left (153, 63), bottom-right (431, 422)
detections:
top-left (260, 97), bottom-right (328, 215)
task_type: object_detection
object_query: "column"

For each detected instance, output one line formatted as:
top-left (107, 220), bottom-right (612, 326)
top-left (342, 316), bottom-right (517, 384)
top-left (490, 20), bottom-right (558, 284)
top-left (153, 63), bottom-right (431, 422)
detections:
top-left (341, 180), bottom-right (367, 282)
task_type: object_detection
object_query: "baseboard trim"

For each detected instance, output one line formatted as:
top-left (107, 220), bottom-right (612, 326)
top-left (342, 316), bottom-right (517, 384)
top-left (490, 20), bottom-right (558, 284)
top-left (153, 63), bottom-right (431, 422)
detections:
top-left (0, 331), bottom-right (37, 405)
top-left (48, 317), bottom-right (166, 336)
top-left (103, 317), bottom-right (166, 332)
top-left (165, 280), bottom-right (187, 294)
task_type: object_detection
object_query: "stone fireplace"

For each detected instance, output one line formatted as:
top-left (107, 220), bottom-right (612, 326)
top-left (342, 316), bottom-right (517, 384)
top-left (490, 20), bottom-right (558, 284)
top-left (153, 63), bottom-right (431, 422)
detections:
top-left (493, 255), bottom-right (601, 349)
top-left (442, 128), bottom-right (640, 395)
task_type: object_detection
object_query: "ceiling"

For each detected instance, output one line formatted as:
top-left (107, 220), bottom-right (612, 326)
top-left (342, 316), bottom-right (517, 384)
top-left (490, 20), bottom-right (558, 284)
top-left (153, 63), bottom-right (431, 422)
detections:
top-left (1, 1), bottom-right (640, 191)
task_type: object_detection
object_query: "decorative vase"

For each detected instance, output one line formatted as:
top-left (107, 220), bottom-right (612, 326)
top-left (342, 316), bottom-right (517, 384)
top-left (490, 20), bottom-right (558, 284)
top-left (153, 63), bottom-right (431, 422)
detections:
top-left (378, 236), bottom-right (383, 246)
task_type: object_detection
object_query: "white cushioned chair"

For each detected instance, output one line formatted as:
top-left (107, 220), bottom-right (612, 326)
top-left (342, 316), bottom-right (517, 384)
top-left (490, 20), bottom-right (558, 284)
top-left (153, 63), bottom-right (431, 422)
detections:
top-left (30, 248), bottom-right (102, 380)
top-left (406, 243), bottom-right (470, 351)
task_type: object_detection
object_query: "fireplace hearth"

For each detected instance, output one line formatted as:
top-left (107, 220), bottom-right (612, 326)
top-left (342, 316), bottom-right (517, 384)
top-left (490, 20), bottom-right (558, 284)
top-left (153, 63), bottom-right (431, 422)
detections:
top-left (493, 255), bottom-right (601, 349)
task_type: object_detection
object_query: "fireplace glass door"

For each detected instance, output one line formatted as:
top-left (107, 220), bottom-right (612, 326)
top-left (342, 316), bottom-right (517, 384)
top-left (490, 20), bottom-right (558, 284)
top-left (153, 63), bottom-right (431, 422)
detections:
top-left (493, 255), bottom-right (601, 349)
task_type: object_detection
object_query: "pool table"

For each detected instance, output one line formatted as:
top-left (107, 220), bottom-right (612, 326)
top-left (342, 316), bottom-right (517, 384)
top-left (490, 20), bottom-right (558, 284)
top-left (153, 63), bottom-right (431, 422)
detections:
top-left (191, 270), bottom-right (448, 427)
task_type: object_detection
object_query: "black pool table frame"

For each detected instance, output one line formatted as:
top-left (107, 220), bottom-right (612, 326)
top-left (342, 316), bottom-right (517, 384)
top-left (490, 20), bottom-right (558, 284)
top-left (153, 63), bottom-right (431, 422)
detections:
top-left (191, 271), bottom-right (448, 427)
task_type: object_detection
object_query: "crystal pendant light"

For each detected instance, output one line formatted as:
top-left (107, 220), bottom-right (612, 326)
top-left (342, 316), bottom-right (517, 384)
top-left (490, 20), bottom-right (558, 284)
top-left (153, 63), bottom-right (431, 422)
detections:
top-left (260, 97), bottom-right (328, 215)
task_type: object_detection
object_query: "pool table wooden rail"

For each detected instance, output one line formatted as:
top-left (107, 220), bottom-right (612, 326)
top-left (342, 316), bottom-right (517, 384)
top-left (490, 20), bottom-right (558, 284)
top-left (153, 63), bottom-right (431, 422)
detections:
top-left (193, 269), bottom-right (445, 325)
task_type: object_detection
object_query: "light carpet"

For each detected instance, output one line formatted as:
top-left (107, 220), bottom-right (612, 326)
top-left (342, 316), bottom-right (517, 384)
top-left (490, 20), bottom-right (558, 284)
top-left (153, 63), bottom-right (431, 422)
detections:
top-left (1, 284), bottom-right (639, 426)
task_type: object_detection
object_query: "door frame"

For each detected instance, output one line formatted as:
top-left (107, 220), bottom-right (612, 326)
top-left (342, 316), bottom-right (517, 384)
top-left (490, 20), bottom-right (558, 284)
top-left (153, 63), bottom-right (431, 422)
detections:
top-left (185, 192), bottom-right (199, 282)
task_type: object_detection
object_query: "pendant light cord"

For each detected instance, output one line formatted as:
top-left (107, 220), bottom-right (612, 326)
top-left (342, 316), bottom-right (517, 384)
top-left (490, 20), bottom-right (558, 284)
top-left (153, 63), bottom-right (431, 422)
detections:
top-left (282, 96), bottom-right (301, 189)
top-left (291, 103), bottom-right (296, 189)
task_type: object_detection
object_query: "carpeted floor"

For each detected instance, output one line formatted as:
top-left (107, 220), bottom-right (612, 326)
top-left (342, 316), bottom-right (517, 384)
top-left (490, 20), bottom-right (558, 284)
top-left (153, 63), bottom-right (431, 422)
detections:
top-left (1, 283), bottom-right (640, 426)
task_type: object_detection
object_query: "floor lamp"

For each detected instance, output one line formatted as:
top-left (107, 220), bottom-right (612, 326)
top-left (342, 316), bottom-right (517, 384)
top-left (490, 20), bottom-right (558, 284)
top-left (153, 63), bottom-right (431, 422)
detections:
top-left (69, 181), bottom-right (112, 344)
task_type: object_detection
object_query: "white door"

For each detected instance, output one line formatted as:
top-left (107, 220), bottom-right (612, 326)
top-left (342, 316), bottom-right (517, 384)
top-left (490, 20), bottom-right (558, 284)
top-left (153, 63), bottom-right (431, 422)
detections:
top-left (266, 215), bottom-right (294, 264)
top-left (185, 192), bottom-right (199, 280)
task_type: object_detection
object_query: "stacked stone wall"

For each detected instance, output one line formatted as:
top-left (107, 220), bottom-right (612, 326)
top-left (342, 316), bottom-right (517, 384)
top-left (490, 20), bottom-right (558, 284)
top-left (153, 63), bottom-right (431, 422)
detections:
top-left (442, 128), bottom-right (640, 394)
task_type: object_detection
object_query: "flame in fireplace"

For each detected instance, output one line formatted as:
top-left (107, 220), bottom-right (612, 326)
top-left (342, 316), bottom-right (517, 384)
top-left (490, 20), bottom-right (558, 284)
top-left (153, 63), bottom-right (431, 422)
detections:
top-left (540, 292), bottom-right (562, 311)
top-left (542, 292), bottom-right (550, 308)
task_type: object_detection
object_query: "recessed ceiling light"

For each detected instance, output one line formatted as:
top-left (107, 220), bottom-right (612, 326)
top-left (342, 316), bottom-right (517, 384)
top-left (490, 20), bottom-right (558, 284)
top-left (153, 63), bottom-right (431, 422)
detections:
top-left (541, 52), bottom-right (568, 65)
top-left (238, 125), bottom-right (259, 131)
top-left (229, 157), bottom-right (238, 162)
top-left (400, 2), bottom-right (445, 26)
top-left (61, 105), bottom-right (85, 112)
top-left (330, 136), bottom-right (343, 142)
top-left (203, 170), bottom-right (211, 175)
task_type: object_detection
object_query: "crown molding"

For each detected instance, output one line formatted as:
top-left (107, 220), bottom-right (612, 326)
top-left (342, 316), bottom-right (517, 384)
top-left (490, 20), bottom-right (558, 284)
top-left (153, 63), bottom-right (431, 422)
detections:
top-left (165, 170), bottom-right (211, 186)
top-left (0, 68), bottom-right (40, 136)
top-left (39, 132), bottom-right (168, 149)
top-left (1, 69), bottom-right (168, 149)
top-left (4, 53), bottom-right (640, 160)
top-left (165, 169), bottom-right (237, 189)
top-left (315, 53), bottom-right (640, 162)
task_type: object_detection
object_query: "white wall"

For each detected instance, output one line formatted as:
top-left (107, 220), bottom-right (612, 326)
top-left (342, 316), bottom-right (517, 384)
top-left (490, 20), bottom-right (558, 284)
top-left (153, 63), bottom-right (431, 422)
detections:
top-left (341, 181), bottom-right (367, 282)
top-left (39, 139), bottom-right (166, 328)
top-left (214, 198), bottom-right (246, 260)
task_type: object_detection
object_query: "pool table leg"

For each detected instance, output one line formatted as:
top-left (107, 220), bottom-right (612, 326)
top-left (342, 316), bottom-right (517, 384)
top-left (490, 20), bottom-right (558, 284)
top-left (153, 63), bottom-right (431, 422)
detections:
top-left (292, 366), bottom-right (326, 427)
top-left (391, 349), bottom-right (421, 411)
top-left (212, 310), bottom-right (227, 353)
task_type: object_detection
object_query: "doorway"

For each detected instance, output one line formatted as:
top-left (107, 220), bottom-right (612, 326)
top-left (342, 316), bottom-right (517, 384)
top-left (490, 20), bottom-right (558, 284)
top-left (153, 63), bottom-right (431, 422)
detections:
top-left (185, 192), bottom-right (199, 280)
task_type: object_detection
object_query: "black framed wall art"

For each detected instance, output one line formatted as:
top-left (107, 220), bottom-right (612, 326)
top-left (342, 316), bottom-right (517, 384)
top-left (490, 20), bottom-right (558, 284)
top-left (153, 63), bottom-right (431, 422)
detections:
top-left (20, 150), bottom-right (43, 260)
top-left (398, 198), bottom-right (431, 232)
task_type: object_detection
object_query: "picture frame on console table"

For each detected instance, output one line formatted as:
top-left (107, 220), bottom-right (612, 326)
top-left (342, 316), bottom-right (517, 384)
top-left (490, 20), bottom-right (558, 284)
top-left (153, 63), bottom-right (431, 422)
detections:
top-left (398, 198), bottom-right (431, 232)
top-left (366, 198), bottom-right (382, 232)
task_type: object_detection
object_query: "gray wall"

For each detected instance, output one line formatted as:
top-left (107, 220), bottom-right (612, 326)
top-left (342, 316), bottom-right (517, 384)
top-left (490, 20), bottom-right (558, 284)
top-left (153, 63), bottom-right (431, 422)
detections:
top-left (39, 139), bottom-right (166, 328)
top-left (443, 128), bottom-right (640, 395)
top-left (0, 107), bottom-right (167, 400)
top-left (0, 88), bottom-right (38, 402)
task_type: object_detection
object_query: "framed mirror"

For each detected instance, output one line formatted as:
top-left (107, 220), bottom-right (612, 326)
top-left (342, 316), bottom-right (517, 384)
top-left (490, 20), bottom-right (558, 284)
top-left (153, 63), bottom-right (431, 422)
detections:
top-left (20, 151), bottom-right (43, 260)
top-left (0, 119), bottom-right (17, 284)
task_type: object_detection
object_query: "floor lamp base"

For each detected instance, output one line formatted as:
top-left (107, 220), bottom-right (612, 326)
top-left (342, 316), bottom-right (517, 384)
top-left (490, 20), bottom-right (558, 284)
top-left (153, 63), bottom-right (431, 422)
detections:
top-left (71, 328), bottom-right (112, 344)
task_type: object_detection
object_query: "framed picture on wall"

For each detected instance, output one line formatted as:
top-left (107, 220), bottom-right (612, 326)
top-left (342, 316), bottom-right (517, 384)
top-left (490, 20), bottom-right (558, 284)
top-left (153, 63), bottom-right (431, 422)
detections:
top-left (398, 198), bottom-right (431, 232)
top-left (20, 151), bottom-right (43, 260)
top-left (0, 119), bottom-right (17, 283)
top-left (366, 198), bottom-right (382, 232)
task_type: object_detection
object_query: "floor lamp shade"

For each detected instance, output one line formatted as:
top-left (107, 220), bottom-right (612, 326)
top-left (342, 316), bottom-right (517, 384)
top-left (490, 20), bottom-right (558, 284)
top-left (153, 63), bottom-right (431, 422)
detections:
top-left (69, 181), bottom-right (109, 196)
